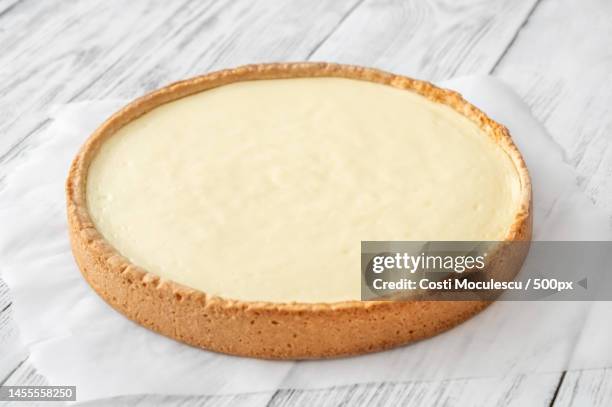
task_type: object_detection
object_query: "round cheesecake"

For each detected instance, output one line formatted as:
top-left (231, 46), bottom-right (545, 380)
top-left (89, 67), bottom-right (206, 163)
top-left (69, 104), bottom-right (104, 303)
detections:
top-left (66, 63), bottom-right (531, 359)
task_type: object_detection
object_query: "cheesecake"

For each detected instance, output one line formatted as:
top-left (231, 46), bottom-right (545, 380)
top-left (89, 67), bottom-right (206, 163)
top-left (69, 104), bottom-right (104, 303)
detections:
top-left (66, 63), bottom-right (531, 358)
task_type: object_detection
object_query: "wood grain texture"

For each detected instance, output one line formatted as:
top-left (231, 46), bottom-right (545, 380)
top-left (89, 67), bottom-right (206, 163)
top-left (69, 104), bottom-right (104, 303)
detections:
top-left (0, 277), bottom-right (11, 313)
top-left (69, 374), bottom-right (562, 407)
top-left (0, 0), bottom-right (361, 187)
top-left (0, 361), bottom-right (46, 388)
top-left (267, 374), bottom-right (561, 407)
top-left (494, 0), bottom-right (612, 209)
top-left (0, 278), bottom-right (28, 385)
top-left (310, 0), bottom-right (539, 80)
top-left (0, 306), bottom-right (28, 386)
top-left (552, 369), bottom-right (612, 407)
top-left (0, 362), bottom-right (49, 407)
top-left (76, 393), bottom-right (274, 407)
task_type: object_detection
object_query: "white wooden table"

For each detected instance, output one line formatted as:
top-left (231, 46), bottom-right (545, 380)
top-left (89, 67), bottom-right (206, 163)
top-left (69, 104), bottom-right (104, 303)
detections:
top-left (1, 1), bottom-right (611, 405)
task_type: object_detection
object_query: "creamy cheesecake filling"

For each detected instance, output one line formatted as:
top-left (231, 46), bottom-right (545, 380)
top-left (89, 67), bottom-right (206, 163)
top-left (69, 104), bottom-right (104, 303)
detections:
top-left (86, 78), bottom-right (522, 303)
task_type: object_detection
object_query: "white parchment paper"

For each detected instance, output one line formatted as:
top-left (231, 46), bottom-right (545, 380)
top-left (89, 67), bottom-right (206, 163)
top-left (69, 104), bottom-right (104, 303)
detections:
top-left (1, 76), bottom-right (611, 401)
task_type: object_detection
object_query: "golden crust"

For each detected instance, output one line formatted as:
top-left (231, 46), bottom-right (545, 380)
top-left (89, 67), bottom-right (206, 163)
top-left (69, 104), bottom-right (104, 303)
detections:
top-left (66, 62), bottom-right (532, 359)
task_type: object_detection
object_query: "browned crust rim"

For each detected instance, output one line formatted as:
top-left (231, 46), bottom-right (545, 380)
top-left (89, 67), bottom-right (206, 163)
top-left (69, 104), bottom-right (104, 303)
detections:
top-left (66, 62), bottom-right (532, 358)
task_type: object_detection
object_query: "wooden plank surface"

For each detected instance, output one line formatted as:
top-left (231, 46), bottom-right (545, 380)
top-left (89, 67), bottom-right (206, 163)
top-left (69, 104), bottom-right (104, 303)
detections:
top-left (0, 278), bottom-right (28, 386)
top-left (1, 0), bottom-right (611, 405)
top-left (494, 0), bottom-right (612, 209)
top-left (553, 369), bottom-right (612, 407)
top-left (72, 374), bottom-right (561, 407)
top-left (0, 0), bottom-right (362, 186)
top-left (491, 0), bottom-right (612, 402)
top-left (268, 374), bottom-right (562, 407)
top-left (310, 0), bottom-right (540, 80)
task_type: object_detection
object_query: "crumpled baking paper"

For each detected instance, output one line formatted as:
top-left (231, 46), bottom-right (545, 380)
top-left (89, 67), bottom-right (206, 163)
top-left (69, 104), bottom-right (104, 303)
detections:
top-left (1, 75), bottom-right (610, 401)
